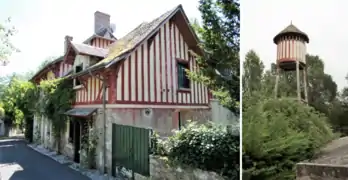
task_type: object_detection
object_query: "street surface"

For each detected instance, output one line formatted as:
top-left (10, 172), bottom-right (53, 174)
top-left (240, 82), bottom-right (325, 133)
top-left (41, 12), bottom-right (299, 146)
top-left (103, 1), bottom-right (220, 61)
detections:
top-left (0, 139), bottom-right (89, 180)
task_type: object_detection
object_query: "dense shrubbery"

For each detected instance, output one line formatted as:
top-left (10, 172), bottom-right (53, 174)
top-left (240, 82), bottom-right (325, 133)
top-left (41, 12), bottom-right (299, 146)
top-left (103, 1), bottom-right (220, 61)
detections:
top-left (152, 121), bottom-right (240, 179)
top-left (35, 78), bottom-right (75, 152)
top-left (243, 98), bottom-right (335, 180)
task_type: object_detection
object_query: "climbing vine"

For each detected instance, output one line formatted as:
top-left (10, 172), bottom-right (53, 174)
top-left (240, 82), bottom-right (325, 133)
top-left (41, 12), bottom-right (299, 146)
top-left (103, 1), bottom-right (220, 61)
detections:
top-left (42, 78), bottom-right (75, 152)
top-left (1, 75), bottom-right (75, 145)
top-left (23, 78), bottom-right (75, 152)
top-left (81, 123), bottom-right (99, 169)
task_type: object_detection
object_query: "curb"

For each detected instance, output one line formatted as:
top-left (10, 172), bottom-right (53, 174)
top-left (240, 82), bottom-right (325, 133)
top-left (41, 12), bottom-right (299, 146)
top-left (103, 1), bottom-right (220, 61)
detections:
top-left (26, 144), bottom-right (119, 180)
top-left (0, 137), bottom-right (28, 143)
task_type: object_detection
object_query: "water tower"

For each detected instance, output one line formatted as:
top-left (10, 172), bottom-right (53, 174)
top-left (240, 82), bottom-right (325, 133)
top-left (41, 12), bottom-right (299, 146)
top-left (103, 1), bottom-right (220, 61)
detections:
top-left (273, 22), bottom-right (309, 103)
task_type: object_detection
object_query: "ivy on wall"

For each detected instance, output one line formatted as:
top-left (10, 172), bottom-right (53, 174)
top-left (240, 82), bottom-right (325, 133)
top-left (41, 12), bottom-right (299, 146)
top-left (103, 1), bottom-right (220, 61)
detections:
top-left (23, 78), bottom-right (75, 152)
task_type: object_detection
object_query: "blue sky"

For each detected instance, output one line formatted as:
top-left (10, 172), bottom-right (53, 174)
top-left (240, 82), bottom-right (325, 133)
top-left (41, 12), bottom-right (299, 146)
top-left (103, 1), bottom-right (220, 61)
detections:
top-left (0, 0), bottom-right (201, 76)
top-left (241, 0), bottom-right (348, 90)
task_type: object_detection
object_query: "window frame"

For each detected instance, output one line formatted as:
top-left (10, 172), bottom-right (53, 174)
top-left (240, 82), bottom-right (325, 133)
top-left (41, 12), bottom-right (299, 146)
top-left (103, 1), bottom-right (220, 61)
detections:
top-left (74, 63), bottom-right (83, 87)
top-left (176, 58), bottom-right (190, 90)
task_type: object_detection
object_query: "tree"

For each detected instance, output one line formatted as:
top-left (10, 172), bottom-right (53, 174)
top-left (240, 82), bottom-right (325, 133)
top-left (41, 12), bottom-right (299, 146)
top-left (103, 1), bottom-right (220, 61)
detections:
top-left (242, 50), bottom-right (264, 95)
top-left (1, 76), bottom-right (34, 126)
top-left (0, 17), bottom-right (19, 65)
top-left (243, 98), bottom-right (334, 180)
top-left (242, 50), bottom-right (341, 179)
top-left (189, 0), bottom-right (240, 112)
top-left (243, 53), bottom-right (338, 114)
top-left (37, 56), bottom-right (58, 71)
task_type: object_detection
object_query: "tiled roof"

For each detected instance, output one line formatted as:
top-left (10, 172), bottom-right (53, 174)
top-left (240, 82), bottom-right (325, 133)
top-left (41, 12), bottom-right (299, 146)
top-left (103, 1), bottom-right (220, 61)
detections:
top-left (273, 23), bottom-right (309, 43)
top-left (104, 5), bottom-right (180, 65)
top-left (30, 56), bottom-right (64, 81)
top-left (71, 43), bottom-right (108, 57)
top-left (72, 4), bottom-right (182, 76)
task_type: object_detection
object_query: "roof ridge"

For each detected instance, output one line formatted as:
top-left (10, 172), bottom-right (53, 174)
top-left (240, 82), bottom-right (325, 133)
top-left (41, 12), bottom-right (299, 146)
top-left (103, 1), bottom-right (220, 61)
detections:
top-left (72, 4), bottom-right (183, 77)
top-left (72, 42), bottom-right (108, 50)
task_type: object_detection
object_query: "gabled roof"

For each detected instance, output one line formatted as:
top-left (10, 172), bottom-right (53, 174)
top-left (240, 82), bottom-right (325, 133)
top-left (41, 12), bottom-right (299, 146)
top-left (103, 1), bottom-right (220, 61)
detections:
top-left (70, 43), bottom-right (108, 57)
top-left (71, 4), bottom-right (199, 78)
top-left (30, 56), bottom-right (64, 81)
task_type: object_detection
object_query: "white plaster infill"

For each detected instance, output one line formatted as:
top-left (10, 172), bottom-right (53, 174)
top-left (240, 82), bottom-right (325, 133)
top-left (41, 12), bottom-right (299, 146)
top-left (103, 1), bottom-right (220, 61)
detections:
top-left (27, 144), bottom-right (122, 180)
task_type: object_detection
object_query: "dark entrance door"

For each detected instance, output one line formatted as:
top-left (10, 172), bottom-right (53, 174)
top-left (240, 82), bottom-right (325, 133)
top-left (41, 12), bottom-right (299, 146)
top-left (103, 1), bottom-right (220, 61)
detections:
top-left (25, 116), bottom-right (34, 143)
top-left (73, 120), bottom-right (81, 163)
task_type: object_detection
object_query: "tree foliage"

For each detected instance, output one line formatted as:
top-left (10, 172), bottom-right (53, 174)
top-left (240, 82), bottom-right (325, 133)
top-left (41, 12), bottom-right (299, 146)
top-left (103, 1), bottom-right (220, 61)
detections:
top-left (152, 121), bottom-right (240, 179)
top-left (36, 56), bottom-right (58, 72)
top-left (1, 77), bottom-right (35, 125)
top-left (243, 98), bottom-right (334, 180)
top-left (0, 72), bottom-right (74, 147)
top-left (242, 49), bottom-right (341, 179)
top-left (189, 0), bottom-right (240, 112)
top-left (0, 17), bottom-right (19, 65)
top-left (242, 50), bottom-right (264, 96)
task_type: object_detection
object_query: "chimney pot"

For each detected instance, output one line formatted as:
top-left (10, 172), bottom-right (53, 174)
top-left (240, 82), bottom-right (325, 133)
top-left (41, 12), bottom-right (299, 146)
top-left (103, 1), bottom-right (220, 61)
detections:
top-left (64, 35), bottom-right (73, 54)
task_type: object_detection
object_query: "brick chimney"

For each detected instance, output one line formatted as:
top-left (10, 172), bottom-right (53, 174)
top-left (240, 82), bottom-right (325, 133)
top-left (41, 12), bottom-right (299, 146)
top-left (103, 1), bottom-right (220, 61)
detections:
top-left (94, 11), bottom-right (110, 33)
top-left (64, 35), bottom-right (73, 54)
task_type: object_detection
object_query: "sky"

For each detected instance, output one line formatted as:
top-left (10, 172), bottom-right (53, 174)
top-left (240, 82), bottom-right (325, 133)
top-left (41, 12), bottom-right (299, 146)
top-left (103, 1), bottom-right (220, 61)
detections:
top-left (0, 0), bottom-right (201, 77)
top-left (241, 0), bottom-right (348, 90)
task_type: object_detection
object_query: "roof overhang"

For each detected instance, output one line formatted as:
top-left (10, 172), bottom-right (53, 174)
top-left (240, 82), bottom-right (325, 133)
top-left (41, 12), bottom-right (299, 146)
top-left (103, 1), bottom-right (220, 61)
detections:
top-left (174, 6), bottom-right (203, 56)
top-left (68, 52), bottom-right (129, 79)
top-left (64, 108), bottom-right (97, 118)
top-left (30, 56), bottom-right (63, 82)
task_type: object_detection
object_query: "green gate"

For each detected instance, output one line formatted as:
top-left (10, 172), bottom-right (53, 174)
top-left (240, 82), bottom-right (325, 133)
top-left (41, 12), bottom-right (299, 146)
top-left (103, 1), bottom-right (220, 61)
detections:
top-left (111, 124), bottom-right (151, 177)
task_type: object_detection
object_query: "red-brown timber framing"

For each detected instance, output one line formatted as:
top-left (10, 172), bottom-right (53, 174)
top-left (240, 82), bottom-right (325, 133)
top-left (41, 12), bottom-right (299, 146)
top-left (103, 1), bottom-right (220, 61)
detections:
top-left (71, 5), bottom-right (212, 107)
top-left (30, 5), bottom-right (213, 110)
top-left (89, 37), bottom-right (115, 49)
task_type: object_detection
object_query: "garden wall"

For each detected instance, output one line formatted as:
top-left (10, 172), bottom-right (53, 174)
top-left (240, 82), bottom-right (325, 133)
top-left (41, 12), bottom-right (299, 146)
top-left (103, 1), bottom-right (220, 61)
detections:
top-left (296, 162), bottom-right (348, 180)
top-left (94, 108), bottom-right (211, 173)
top-left (133, 156), bottom-right (225, 180)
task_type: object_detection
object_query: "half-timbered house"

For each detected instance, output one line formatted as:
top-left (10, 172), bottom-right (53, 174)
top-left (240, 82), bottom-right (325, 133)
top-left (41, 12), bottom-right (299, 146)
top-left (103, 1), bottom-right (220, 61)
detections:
top-left (31, 4), bottom-right (213, 173)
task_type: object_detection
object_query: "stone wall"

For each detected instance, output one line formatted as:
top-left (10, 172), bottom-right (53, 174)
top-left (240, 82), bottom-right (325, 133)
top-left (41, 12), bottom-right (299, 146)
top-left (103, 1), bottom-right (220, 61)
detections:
top-left (210, 99), bottom-right (238, 125)
top-left (33, 114), bottom-right (74, 158)
top-left (296, 162), bottom-right (348, 180)
top-left (94, 108), bottom-right (211, 174)
top-left (133, 156), bottom-right (225, 180)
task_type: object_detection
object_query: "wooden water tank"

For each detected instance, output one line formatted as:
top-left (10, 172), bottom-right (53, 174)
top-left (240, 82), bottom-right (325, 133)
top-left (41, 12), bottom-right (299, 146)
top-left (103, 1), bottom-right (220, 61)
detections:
top-left (273, 24), bottom-right (309, 71)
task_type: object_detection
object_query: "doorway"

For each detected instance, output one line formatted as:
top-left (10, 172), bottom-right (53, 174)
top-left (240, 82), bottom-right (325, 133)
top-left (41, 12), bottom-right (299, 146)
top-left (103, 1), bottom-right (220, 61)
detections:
top-left (73, 120), bottom-right (81, 163)
top-left (72, 118), bottom-right (90, 163)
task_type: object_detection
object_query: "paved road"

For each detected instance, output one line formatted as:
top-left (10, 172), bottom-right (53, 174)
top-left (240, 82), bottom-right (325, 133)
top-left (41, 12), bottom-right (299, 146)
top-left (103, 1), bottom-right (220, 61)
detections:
top-left (0, 139), bottom-right (89, 180)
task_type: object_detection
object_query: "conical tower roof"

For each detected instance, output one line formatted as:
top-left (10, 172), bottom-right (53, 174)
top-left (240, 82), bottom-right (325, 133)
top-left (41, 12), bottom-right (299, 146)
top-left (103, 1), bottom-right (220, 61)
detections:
top-left (273, 23), bottom-right (309, 44)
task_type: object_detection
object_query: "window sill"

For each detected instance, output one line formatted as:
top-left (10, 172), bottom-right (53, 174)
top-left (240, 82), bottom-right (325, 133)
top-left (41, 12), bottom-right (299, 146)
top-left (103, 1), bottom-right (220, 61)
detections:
top-left (73, 85), bottom-right (83, 90)
top-left (178, 88), bottom-right (191, 92)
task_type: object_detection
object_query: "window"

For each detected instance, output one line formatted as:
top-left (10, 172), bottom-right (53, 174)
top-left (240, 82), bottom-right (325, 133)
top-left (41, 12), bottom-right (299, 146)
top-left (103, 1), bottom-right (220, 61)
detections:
top-left (177, 62), bottom-right (190, 89)
top-left (68, 120), bottom-right (74, 143)
top-left (74, 64), bottom-right (83, 86)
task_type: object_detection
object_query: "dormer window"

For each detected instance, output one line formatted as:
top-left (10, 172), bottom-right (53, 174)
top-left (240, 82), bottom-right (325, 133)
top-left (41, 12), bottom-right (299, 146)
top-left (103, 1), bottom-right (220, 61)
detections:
top-left (74, 64), bottom-right (83, 87)
top-left (177, 59), bottom-right (190, 89)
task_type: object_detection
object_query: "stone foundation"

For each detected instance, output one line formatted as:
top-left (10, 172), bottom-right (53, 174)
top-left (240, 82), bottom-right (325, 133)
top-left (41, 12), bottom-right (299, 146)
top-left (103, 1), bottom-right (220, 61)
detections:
top-left (296, 162), bottom-right (348, 180)
top-left (34, 107), bottom-right (213, 177)
top-left (134, 156), bottom-right (225, 180)
top-left (94, 108), bottom-right (211, 174)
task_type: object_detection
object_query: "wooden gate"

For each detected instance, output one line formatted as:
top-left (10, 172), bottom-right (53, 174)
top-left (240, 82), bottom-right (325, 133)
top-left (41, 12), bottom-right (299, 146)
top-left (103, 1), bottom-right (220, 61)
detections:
top-left (111, 124), bottom-right (151, 177)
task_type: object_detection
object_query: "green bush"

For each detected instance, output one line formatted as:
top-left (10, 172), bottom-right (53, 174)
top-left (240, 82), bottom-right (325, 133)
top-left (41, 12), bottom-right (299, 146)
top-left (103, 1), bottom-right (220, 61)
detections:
top-left (0, 106), bottom-right (5, 118)
top-left (243, 98), bottom-right (335, 180)
top-left (163, 121), bottom-right (240, 179)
